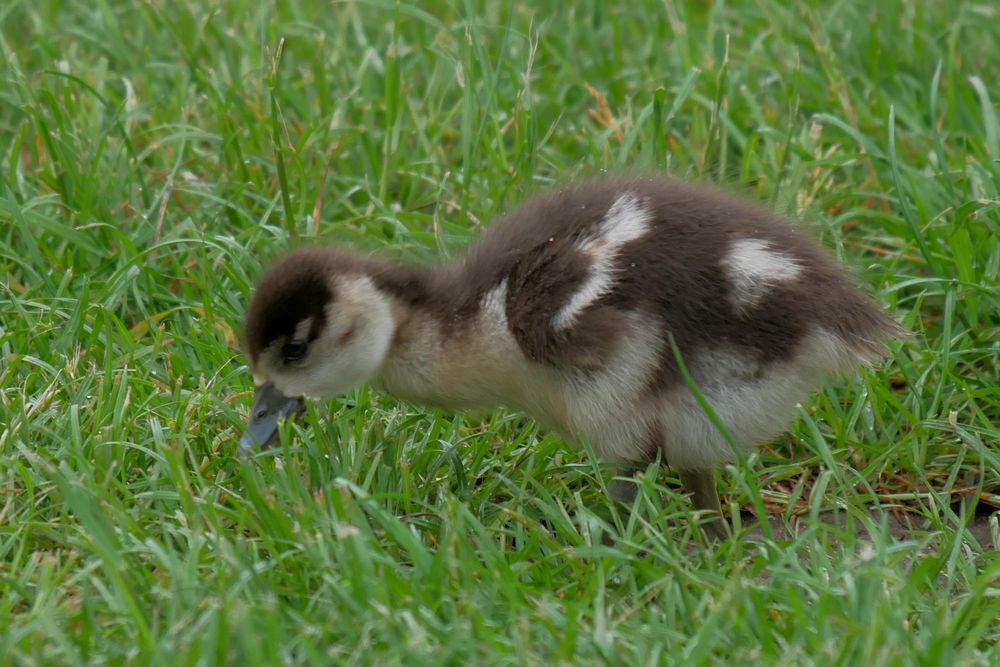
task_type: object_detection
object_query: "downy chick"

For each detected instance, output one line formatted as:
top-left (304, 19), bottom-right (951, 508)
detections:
top-left (240, 177), bottom-right (903, 538)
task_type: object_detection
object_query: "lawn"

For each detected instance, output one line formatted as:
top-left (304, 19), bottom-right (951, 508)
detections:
top-left (1, 0), bottom-right (998, 664)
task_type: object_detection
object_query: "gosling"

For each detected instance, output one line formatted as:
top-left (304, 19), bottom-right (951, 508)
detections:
top-left (239, 177), bottom-right (902, 538)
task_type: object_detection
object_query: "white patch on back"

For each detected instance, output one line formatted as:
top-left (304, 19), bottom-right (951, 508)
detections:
top-left (480, 279), bottom-right (509, 328)
top-left (552, 192), bottom-right (652, 331)
top-left (723, 238), bottom-right (802, 315)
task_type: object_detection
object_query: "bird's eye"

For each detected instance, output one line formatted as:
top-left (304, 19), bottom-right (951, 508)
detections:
top-left (282, 339), bottom-right (308, 363)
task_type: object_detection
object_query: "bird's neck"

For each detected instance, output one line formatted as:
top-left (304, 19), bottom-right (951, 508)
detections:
top-left (371, 267), bottom-right (531, 411)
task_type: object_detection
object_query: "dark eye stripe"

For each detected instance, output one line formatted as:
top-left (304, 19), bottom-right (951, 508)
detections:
top-left (282, 339), bottom-right (308, 363)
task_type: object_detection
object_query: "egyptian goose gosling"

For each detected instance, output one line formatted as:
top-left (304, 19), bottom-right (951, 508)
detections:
top-left (240, 177), bottom-right (902, 538)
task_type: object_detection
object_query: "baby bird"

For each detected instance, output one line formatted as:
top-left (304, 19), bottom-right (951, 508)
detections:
top-left (240, 177), bottom-right (901, 538)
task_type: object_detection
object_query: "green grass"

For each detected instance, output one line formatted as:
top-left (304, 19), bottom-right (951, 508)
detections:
top-left (1, 0), bottom-right (999, 664)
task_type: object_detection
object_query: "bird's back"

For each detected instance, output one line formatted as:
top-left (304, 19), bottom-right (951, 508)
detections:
top-left (451, 177), bottom-right (898, 388)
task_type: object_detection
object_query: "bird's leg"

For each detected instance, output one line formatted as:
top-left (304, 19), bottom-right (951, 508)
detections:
top-left (599, 466), bottom-right (643, 547)
top-left (607, 466), bottom-right (641, 507)
top-left (677, 468), bottom-right (730, 541)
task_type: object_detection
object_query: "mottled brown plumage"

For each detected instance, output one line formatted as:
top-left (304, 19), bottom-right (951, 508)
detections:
top-left (241, 177), bottom-right (903, 538)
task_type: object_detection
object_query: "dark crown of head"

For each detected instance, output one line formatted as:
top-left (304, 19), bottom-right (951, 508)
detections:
top-left (244, 252), bottom-right (334, 360)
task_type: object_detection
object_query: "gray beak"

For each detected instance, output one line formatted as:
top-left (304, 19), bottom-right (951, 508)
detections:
top-left (238, 382), bottom-right (306, 454)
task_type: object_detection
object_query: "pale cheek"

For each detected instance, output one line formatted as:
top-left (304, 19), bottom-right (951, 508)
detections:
top-left (277, 355), bottom-right (369, 399)
top-left (282, 370), bottom-right (341, 399)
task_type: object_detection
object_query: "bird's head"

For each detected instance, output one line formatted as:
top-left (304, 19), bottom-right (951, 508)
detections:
top-left (239, 247), bottom-right (397, 452)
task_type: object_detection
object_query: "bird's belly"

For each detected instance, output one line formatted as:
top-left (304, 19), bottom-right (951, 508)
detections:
top-left (508, 370), bottom-right (658, 465)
